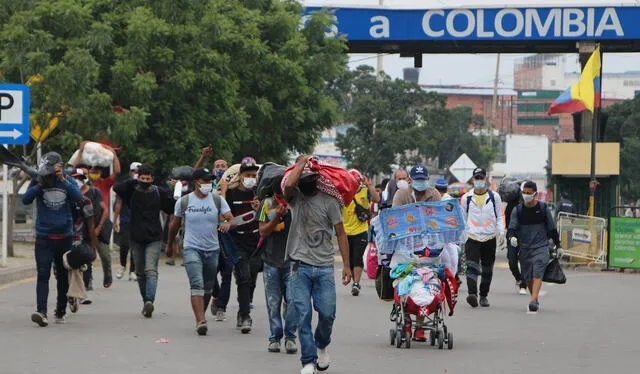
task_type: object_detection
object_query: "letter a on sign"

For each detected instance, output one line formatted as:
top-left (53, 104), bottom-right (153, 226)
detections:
top-left (0, 84), bottom-right (30, 145)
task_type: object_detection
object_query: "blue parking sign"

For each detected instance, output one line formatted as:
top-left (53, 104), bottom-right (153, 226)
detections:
top-left (0, 84), bottom-right (30, 145)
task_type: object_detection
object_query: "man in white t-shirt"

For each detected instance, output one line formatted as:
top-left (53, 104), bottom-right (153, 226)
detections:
top-left (166, 168), bottom-right (234, 336)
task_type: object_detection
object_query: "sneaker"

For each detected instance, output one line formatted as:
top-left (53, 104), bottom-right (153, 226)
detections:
top-left (81, 296), bottom-right (92, 305)
top-left (351, 282), bottom-right (361, 296)
top-left (519, 287), bottom-right (528, 295)
top-left (268, 341), bottom-right (281, 353)
top-left (479, 296), bottom-right (490, 307)
top-left (129, 272), bottom-right (137, 282)
top-left (103, 272), bottom-right (112, 288)
top-left (316, 348), bottom-right (330, 371)
top-left (301, 364), bottom-right (316, 374)
top-left (116, 267), bottom-right (126, 280)
top-left (165, 259), bottom-right (175, 266)
top-left (215, 310), bottom-right (226, 322)
top-left (466, 294), bottom-right (479, 308)
top-left (69, 297), bottom-right (79, 313)
top-left (285, 339), bottom-right (298, 354)
top-left (240, 317), bottom-right (252, 334)
top-left (142, 301), bottom-right (154, 318)
top-left (54, 314), bottom-right (67, 324)
top-left (31, 312), bottom-right (48, 327)
top-left (528, 301), bottom-right (539, 313)
top-left (196, 321), bottom-right (208, 336)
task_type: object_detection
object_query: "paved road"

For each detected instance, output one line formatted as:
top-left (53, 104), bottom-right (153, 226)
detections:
top-left (0, 261), bottom-right (637, 374)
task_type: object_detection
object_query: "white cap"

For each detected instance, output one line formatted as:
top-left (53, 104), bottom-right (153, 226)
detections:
top-left (130, 162), bottom-right (142, 171)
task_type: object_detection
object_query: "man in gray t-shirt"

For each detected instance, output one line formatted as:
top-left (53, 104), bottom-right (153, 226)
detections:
top-left (166, 168), bottom-right (234, 336)
top-left (284, 155), bottom-right (351, 374)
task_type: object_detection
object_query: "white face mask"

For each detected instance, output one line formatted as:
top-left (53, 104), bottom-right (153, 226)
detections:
top-left (523, 193), bottom-right (536, 204)
top-left (474, 180), bottom-right (487, 189)
top-left (396, 180), bottom-right (410, 190)
top-left (242, 177), bottom-right (257, 189)
top-left (199, 184), bottom-right (213, 195)
top-left (74, 179), bottom-right (84, 189)
top-left (132, 173), bottom-right (138, 180)
top-left (181, 183), bottom-right (189, 192)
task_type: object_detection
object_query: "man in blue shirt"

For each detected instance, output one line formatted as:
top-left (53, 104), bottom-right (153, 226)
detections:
top-left (22, 152), bottom-right (83, 326)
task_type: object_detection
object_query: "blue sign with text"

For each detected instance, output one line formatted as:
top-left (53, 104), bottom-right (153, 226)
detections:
top-left (304, 6), bottom-right (640, 42)
top-left (0, 84), bottom-right (30, 145)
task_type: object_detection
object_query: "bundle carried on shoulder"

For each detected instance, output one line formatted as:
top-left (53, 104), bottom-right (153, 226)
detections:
top-left (68, 142), bottom-right (114, 167)
top-left (171, 165), bottom-right (194, 181)
top-left (498, 176), bottom-right (523, 204)
top-left (256, 162), bottom-right (286, 200)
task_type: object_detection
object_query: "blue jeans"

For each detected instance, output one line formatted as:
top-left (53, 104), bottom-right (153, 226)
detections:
top-left (264, 264), bottom-right (297, 342)
top-left (507, 241), bottom-right (524, 284)
top-left (290, 262), bottom-right (336, 367)
top-left (131, 240), bottom-right (162, 303)
top-left (183, 248), bottom-right (219, 296)
top-left (35, 236), bottom-right (71, 317)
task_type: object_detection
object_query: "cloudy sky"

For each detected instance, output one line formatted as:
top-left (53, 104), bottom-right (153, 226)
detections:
top-left (305, 0), bottom-right (640, 88)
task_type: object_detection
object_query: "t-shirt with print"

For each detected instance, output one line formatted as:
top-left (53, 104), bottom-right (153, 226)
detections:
top-left (226, 187), bottom-right (259, 252)
top-left (342, 186), bottom-right (371, 236)
top-left (72, 197), bottom-right (95, 247)
top-left (285, 191), bottom-right (343, 267)
top-left (259, 197), bottom-right (291, 268)
top-left (174, 192), bottom-right (231, 252)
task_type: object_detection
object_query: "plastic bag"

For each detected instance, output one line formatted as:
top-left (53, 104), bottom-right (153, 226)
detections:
top-left (256, 162), bottom-right (286, 200)
top-left (171, 165), bottom-right (194, 181)
top-left (543, 258), bottom-right (566, 284)
top-left (498, 176), bottom-right (523, 204)
top-left (68, 142), bottom-right (114, 167)
top-left (366, 241), bottom-right (379, 279)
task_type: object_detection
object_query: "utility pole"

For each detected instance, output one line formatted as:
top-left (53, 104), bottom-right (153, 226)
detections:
top-left (376, 0), bottom-right (384, 80)
top-left (490, 54), bottom-right (501, 147)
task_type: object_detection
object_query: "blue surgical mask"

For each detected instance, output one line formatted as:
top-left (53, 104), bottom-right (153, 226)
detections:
top-left (474, 180), bottom-right (487, 189)
top-left (412, 180), bottom-right (430, 192)
top-left (215, 169), bottom-right (225, 181)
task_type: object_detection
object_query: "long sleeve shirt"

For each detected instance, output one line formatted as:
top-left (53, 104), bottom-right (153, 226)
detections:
top-left (22, 176), bottom-right (83, 237)
top-left (461, 189), bottom-right (505, 242)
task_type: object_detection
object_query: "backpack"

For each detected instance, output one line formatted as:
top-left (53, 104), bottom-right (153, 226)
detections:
top-left (516, 201), bottom-right (548, 225)
top-left (466, 190), bottom-right (499, 219)
top-left (353, 187), bottom-right (372, 222)
top-left (178, 192), bottom-right (222, 246)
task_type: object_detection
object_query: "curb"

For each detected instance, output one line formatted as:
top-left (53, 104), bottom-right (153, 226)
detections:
top-left (0, 265), bottom-right (36, 286)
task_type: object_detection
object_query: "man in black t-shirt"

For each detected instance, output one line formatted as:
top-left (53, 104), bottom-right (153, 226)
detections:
top-left (224, 157), bottom-right (261, 334)
top-left (114, 164), bottom-right (174, 318)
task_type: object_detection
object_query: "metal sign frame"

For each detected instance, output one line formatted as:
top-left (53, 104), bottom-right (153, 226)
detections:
top-left (0, 84), bottom-right (31, 145)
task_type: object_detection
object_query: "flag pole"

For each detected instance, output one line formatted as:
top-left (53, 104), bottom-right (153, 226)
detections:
top-left (587, 45), bottom-right (602, 217)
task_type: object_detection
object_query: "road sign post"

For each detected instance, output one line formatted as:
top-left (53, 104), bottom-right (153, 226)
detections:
top-left (0, 84), bottom-right (31, 145)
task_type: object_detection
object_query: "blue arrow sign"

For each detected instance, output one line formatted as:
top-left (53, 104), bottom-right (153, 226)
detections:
top-left (0, 84), bottom-right (30, 145)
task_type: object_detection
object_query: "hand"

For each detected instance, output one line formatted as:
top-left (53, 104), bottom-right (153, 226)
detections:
top-left (342, 266), bottom-right (352, 286)
top-left (54, 164), bottom-right (65, 181)
top-left (297, 154), bottom-right (313, 166)
top-left (275, 204), bottom-right (287, 217)
top-left (201, 146), bottom-right (213, 158)
top-left (218, 223), bottom-right (232, 233)
top-left (251, 199), bottom-right (261, 211)
top-left (363, 175), bottom-right (373, 188)
top-left (94, 226), bottom-right (102, 237)
top-left (509, 236), bottom-right (519, 248)
top-left (113, 221), bottom-right (120, 233)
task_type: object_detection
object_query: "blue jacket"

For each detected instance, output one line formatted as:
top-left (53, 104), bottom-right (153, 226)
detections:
top-left (22, 176), bottom-right (83, 237)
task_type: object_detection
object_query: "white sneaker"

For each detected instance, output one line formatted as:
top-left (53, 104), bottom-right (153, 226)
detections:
top-left (300, 364), bottom-right (316, 374)
top-left (519, 288), bottom-right (528, 295)
top-left (116, 267), bottom-right (126, 279)
top-left (129, 272), bottom-right (137, 281)
top-left (316, 348), bottom-right (330, 371)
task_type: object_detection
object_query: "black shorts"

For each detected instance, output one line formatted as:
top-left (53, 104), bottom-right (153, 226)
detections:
top-left (348, 232), bottom-right (368, 269)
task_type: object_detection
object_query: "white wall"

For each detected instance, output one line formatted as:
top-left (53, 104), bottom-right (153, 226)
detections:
top-left (504, 134), bottom-right (549, 177)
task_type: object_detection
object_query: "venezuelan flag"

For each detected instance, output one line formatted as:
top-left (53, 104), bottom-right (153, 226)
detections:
top-left (548, 46), bottom-right (601, 115)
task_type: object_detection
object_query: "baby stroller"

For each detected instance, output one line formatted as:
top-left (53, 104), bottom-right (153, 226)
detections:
top-left (388, 252), bottom-right (458, 350)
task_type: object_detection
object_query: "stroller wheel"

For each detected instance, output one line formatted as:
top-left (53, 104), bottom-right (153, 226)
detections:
top-left (447, 332), bottom-right (454, 350)
top-left (389, 329), bottom-right (396, 346)
top-left (396, 332), bottom-right (403, 348)
top-left (438, 330), bottom-right (444, 350)
top-left (429, 330), bottom-right (436, 346)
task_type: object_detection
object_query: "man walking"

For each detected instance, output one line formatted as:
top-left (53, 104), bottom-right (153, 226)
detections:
top-left (114, 164), bottom-right (174, 318)
top-left (504, 187), bottom-right (528, 295)
top-left (461, 168), bottom-right (504, 308)
top-left (259, 175), bottom-right (298, 354)
top-left (342, 169), bottom-right (379, 296)
top-left (23, 152), bottom-right (83, 326)
top-left (556, 191), bottom-right (577, 219)
top-left (166, 168), bottom-right (234, 335)
top-left (113, 162), bottom-right (142, 281)
top-left (508, 181), bottom-right (561, 313)
top-left (284, 155), bottom-right (352, 374)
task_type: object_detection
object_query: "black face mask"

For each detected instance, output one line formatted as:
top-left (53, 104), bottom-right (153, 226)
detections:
top-left (138, 181), bottom-right (152, 190)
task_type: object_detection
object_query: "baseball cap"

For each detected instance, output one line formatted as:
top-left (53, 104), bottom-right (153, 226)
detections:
top-left (37, 152), bottom-right (63, 176)
top-left (409, 164), bottom-right (429, 180)
top-left (192, 168), bottom-right (213, 181)
top-left (130, 162), bottom-right (142, 171)
top-left (435, 178), bottom-right (448, 189)
top-left (239, 157), bottom-right (259, 173)
top-left (472, 167), bottom-right (487, 178)
top-left (71, 168), bottom-right (87, 179)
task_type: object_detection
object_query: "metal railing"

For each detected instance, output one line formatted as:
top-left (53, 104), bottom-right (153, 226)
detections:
top-left (557, 212), bottom-right (607, 266)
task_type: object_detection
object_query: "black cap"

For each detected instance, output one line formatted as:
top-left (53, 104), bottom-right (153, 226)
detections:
top-left (192, 168), bottom-right (213, 181)
top-left (37, 152), bottom-right (62, 176)
top-left (472, 167), bottom-right (487, 178)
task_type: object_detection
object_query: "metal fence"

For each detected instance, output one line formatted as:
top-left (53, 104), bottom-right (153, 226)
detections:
top-left (557, 212), bottom-right (607, 266)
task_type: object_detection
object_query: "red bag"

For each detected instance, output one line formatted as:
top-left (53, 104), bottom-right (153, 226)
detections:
top-left (366, 241), bottom-right (379, 280)
top-left (282, 158), bottom-right (359, 206)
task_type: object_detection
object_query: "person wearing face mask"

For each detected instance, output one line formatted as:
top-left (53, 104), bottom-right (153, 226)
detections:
top-left (73, 141), bottom-right (121, 209)
top-left (114, 164), bottom-right (175, 318)
top-left (223, 157), bottom-right (261, 333)
top-left (166, 168), bottom-right (234, 335)
top-left (392, 165), bottom-right (441, 206)
top-left (460, 168), bottom-right (505, 309)
top-left (23, 152), bottom-right (84, 326)
top-left (507, 181), bottom-right (561, 313)
top-left (113, 162), bottom-right (142, 282)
